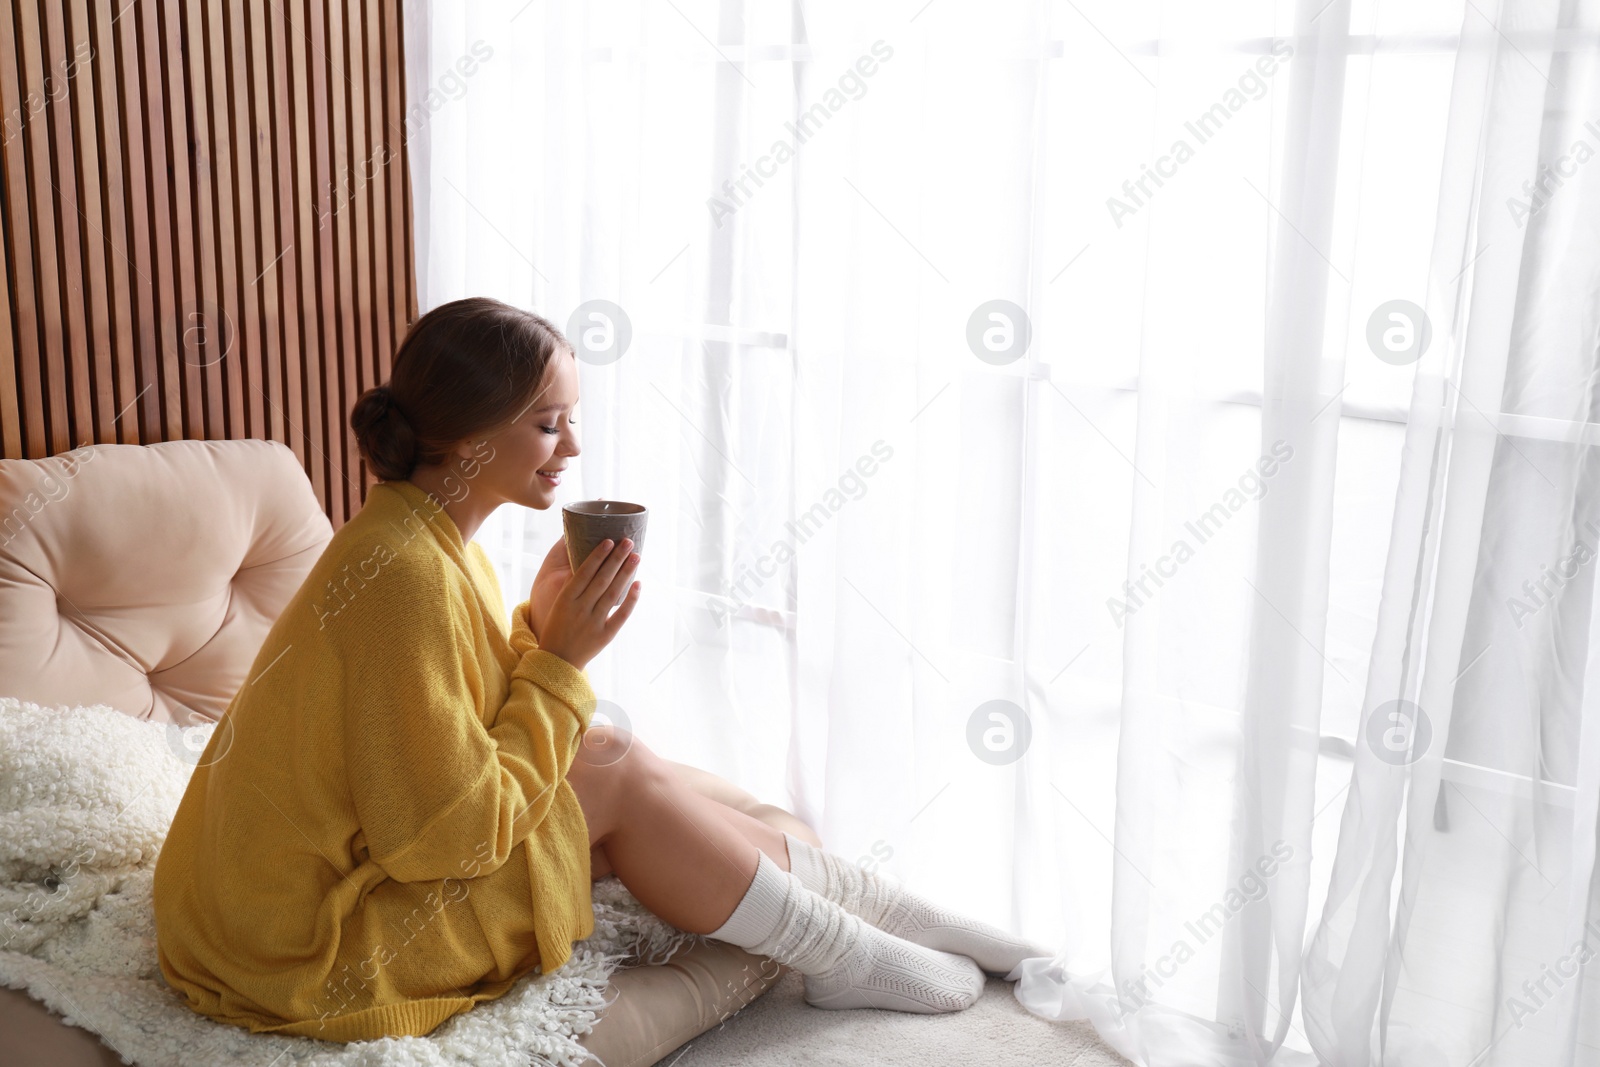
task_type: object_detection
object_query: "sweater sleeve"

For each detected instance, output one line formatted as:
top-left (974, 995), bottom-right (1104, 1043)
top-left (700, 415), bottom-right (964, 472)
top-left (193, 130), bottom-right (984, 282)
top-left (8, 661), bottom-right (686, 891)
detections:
top-left (343, 559), bottom-right (597, 885)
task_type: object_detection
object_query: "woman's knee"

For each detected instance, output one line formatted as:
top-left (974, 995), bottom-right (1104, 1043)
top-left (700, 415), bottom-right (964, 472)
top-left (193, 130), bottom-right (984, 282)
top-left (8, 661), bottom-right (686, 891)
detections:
top-left (567, 730), bottom-right (626, 840)
top-left (574, 724), bottom-right (651, 772)
top-left (568, 726), bottom-right (671, 838)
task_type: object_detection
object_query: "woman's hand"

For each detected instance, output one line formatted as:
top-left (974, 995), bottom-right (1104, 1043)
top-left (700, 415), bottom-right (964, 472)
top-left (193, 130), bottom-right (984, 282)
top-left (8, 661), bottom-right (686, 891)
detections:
top-left (527, 536), bottom-right (575, 643)
top-left (535, 538), bottom-right (641, 672)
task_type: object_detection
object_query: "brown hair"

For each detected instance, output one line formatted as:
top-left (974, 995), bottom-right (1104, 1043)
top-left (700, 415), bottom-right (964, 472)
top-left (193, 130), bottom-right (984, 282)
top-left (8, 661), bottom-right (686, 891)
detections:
top-left (351, 297), bottom-right (571, 482)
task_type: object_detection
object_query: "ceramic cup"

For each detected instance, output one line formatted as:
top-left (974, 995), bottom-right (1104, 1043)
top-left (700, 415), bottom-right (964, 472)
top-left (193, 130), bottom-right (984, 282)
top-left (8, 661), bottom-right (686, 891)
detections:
top-left (562, 501), bottom-right (647, 603)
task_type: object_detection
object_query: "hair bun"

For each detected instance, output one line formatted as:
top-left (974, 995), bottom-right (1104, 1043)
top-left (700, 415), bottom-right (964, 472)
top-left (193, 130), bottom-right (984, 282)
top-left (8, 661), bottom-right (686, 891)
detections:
top-left (351, 383), bottom-right (418, 481)
top-left (373, 384), bottom-right (407, 423)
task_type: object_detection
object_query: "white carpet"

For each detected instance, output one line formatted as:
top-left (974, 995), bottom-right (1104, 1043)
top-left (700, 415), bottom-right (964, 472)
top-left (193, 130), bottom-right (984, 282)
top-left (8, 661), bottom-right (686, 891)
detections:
top-left (671, 968), bottom-right (1131, 1066)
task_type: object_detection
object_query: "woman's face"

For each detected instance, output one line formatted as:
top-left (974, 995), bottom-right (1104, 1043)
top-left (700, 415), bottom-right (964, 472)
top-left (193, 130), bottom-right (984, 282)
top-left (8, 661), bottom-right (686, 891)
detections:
top-left (459, 349), bottom-right (581, 511)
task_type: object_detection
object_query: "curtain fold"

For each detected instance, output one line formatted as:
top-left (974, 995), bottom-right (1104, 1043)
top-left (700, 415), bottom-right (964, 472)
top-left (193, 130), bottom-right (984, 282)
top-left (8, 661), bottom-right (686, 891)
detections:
top-left (1299, 1), bottom-right (1600, 1063)
top-left (403, 1), bottom-right (1600, 1062)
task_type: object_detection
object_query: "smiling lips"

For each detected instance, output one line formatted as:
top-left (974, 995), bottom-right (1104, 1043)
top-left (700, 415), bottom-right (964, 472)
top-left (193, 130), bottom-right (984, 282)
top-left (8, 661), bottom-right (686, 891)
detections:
top-left (537, 467), bottom-right (564, 486)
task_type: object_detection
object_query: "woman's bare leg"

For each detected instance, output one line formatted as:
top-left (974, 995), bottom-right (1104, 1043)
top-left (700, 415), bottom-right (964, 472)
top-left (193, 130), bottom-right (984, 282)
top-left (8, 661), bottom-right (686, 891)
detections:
top-left (661, 759), bottom-right (824, 850)
top-left (588, 795), bottom-right (801, 883)
top-left (566, 727), bottom-right (791, 933)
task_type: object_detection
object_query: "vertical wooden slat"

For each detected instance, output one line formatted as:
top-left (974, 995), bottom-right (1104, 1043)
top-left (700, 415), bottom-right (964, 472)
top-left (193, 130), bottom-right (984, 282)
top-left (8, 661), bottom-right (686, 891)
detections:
top-left (57, 0), bottom-right (114, 446)
top-left (263, 0), bottom-right (306, 469)
top-left (392, 0), bottom-right (413, 329)
top-left (40, 0), bottom-right (95, 448)
top-left (2, 0), bottom-right (416, 528)
top-left (86, 0), bottom-right (139, 444)
top-left (205, 0), bottom-right (248, 440)
top-left (323, 0), bottom-right (358, 524)
top-left (354, 0), bottom-right (380, 492)
top-left (286, 0), bottom-right (330, 518)
top-left (242, 0), bottom-right (282, 445)
top-left (1, 2), bottom-right (46, 455)
top-left (179, 0), bottom-right (222, 437)
top-left (362, 0), bottom-right (391, 402)
top-left (132, 0), bottom-right (178, 441)
top-left (158, 0), bottom-right (202, 439)
top-left (17, 1), bottom-right (72, 452)
top-left (305, 0), bottom-right (347, 526)
top-left (224, 0), bottom-right (264, 439)
top-left (344, 0), bottom-right (375, 502)
top-left (0, 111), bottom-right (17, 457)
top-left (381, 0), bottom-right (408, 354)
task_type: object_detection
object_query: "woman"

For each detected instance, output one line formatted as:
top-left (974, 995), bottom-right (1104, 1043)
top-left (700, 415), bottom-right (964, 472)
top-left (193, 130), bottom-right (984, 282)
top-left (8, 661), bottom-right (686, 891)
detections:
top-left (153, 297), bottom-right (1047, 1042)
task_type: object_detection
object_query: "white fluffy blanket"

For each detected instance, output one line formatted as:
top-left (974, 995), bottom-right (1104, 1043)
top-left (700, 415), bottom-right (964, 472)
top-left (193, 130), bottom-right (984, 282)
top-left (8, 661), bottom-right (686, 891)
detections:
top-left (0, 698), bottom-right (704, 1066)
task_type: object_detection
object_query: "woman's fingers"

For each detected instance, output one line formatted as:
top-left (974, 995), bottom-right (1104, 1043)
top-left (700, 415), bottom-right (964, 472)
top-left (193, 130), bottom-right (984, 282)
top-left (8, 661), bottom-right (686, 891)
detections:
top-left (602, 580), bottom-right (642, 639)
top-left (598, 548), bottom-right (641, 607)
top-left (576, 539), bottom-right (635, 611)
top-left (565, 538), bottom-right (615, 600)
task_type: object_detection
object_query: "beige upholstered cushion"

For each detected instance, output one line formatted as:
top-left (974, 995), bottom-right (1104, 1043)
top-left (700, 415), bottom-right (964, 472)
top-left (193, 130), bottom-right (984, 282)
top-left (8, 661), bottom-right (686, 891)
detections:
top-left (0, 939), bottom-right (787, 1067)
top-left (578, 940), bottom-right (787, 1066)
top-left (0, 439), bottom-right (332, 724)
top-left (0, 440), bottom-right (785, 1066)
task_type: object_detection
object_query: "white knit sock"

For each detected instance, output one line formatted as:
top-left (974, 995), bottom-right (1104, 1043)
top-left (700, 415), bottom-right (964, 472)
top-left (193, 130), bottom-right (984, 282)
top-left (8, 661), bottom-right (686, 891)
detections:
top-left (708, 851), bottom-right (985, 1014)
top-left (783, 832), bottom-right (1054, 977)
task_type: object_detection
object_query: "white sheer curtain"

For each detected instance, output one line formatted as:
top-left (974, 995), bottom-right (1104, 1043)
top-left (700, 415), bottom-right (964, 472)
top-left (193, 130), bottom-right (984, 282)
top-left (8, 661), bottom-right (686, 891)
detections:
top-left (1297, 1), bottom-right (1600, 1064)
top-left (402, 1), bottom-right (1600, 1063)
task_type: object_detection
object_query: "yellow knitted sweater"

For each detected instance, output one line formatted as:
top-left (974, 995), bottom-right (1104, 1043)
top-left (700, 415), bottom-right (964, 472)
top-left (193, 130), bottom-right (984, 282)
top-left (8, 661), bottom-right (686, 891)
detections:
top-left (153, 478), bottom-right (598, 1042)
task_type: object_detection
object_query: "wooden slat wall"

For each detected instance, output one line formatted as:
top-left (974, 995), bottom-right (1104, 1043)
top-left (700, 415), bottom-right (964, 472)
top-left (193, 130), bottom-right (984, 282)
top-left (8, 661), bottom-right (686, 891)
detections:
top-left (0, 0), bottom-right (416, 527)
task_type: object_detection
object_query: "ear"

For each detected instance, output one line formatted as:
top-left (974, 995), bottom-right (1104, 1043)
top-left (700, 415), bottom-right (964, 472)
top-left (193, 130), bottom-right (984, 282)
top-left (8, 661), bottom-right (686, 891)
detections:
top-left (449, 437), bottom-right (477, 464)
